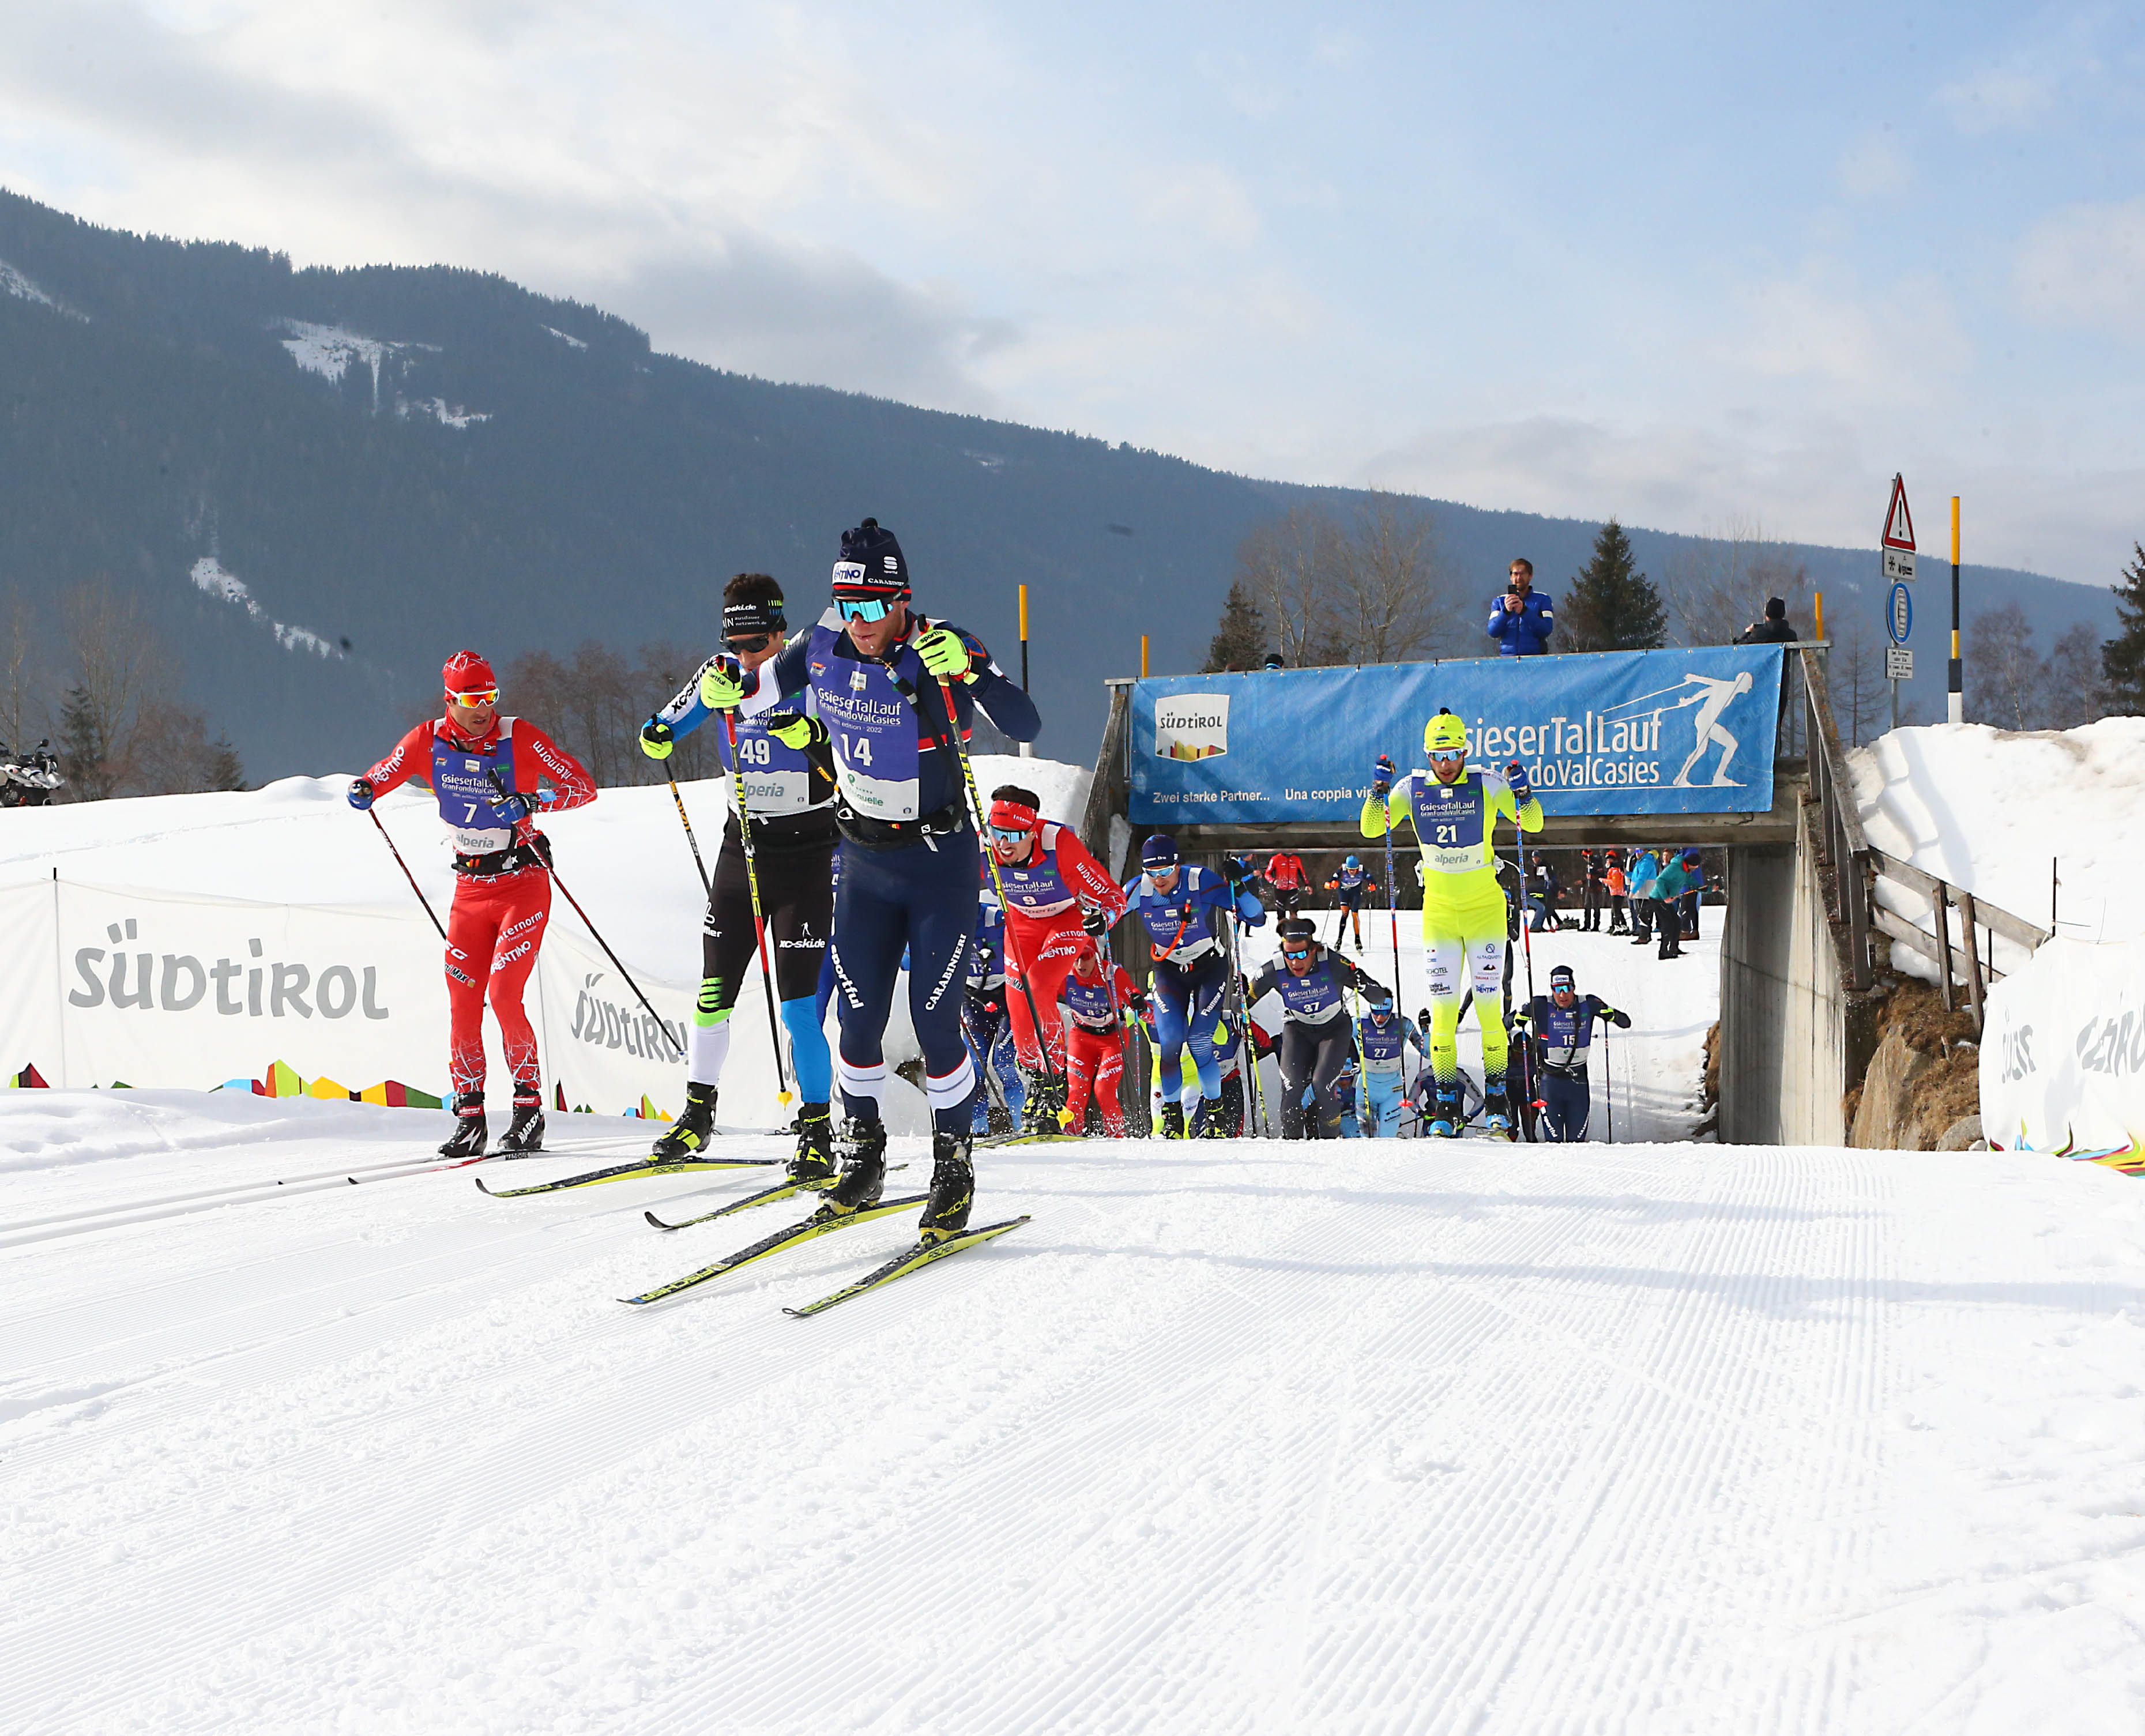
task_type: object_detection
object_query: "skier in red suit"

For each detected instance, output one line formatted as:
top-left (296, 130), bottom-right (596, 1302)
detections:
top-left (985, 784), bottom-right (1128, 1130)
top-left (1058, 933), bottom-right (1141, 1138)
top-left (1265, 850), bottom-right (1309, 916)
top-left (348, 650), bottom-right (597, 1158)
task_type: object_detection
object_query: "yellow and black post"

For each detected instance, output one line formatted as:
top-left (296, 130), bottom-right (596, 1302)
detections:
top-left (1947, 497), bottom-right (1963, 725)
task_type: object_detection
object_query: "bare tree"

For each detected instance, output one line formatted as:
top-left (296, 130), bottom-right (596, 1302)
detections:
top-left (1966, 602), bottom-right (2043, 730)
top-left (1331, 492), bottom-right (1454, 664)
top-left (1830, 616), bottom-right (1887, 747)
top-left (1661, 516), bottom-right (1815, 646)
top-left (2044, 624), bottom-right (2108, 729)
top-left (1239, 506), bottom-right (1346, 668)
top-left (129, 699), bottom-right (247, 793)
top-left (0, 591), bottom-right (44, 756)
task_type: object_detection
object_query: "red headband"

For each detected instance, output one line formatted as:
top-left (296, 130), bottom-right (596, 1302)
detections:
top-left (987, 797), bottom-right (1040, 832)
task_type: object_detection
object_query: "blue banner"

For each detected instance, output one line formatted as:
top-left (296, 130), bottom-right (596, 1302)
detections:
top-left (1130, 645), bottom-right (1783, 825)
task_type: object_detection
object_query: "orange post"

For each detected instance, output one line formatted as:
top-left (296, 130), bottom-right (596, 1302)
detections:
top-left (1141, 634), bottom-right (1150, 678)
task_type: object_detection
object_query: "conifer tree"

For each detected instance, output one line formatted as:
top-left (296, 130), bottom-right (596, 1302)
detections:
top-left (2101, 543), bottom-right (2145, 715)
top-left (1560, 519), bottom-right (1667, 652)
top-left (1202, 578), bottom-right (1268, 672)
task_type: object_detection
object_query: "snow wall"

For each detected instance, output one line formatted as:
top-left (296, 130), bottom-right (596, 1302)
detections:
top-left (1980, 936), bottom-right (2145, 1154)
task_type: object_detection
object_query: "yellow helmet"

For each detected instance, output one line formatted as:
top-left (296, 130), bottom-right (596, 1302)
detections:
top-left (1423, 709), bottom-right (1468, 756)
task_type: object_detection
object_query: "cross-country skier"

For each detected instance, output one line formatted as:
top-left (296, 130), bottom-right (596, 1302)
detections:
top-left (1245, 916), bottom-right (1388, 1140)
top-left (349, 650), bottom-right (596, 1158)
top-left (1058, 932), bottom-right (1142, 1138)
top-left (985, 785), bottom-right (1128, 1129)
top-left (636, 574), bottom-right (838, 1176)
top-left (1123, 834), bottom-right (1266, 1138)
top-left (1326, 854), bottom-right (1375, 950)
top-left (961, 864), bottom-right (1025, 1137)
top-left (1515, 965), bottom-right (1630, 1142)
top-left (1263, 848), bottom-right (1309, 916)
top-left (718, 517), bottom-right (1040, 1243)
top-left (1361, 707), bottom-right (1543, 1138)
top-left (1357, 997), bottom-right (1425, 1138)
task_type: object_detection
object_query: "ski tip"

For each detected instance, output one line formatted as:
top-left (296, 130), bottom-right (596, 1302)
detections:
top-left (347, 1176), bottom-right (360, 1185)
top-left (644, 1210), bottom-right (675, 1230)
top-left (474, 1176), bottom-right (494, 1195)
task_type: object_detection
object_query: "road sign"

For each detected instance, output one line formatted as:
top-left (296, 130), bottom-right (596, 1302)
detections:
top-left (1882, 473), bottom-right (1916, 551)
top-left (1888, 583), bottom-right (1913, 645)
top-left (1886, 645), bottom-right (1914, 681)
top-left (1883, 546), bottom-right (1917, 582)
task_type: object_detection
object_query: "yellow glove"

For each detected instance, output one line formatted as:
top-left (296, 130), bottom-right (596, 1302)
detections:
top-left (916, 627), bottom-right (973, 682)
top-left (698, 657), bottom-right (744, 711)
top-left (639, 719), bottom-right (675, 761)
top-left (764, 710), bottom-right (825, 751)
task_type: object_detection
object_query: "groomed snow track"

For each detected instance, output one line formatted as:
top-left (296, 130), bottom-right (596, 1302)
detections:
top-left (7, 1106), bottom-right (2145, 1733)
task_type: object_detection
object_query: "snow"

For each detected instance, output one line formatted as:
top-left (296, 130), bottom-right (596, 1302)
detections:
top-left (543, 324), bottom-right (589, 349)
top-left (275, 319), bottom-right (438, 412)
top-left (1852, 718), bottom-right (2145, 974)
top-left (5, 1090), bottom-right (2144, 1731)
top-left (397, 394), bottom-right (491, 428)
top-left (189, 556), bottom-right (345, 660)
top-left (0, 256), bottom-right (88, 320)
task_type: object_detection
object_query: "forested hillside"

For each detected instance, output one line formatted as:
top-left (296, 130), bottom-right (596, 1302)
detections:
top-left (0, 189), bottom-right (2121, 784)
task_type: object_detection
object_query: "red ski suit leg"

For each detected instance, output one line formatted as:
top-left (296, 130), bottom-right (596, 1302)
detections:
top-left (1063, 1024), bottom-right (1126, 1136)
top-left (1003, 911), bottom-right (1086, 1072)
top-left (444, 865), bottom-right (552, 1102)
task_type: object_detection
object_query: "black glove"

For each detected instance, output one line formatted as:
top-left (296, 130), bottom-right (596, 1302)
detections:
top-left (347, 777), bottom-right (375, 812)
top-left (1222, 854), bottom-right (1254, 888)
top-left (1082, 907), bottom-right (1112, 935)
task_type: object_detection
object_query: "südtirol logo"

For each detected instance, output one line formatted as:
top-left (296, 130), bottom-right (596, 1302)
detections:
top-left (1154, 694), bottom-right (1229, 762)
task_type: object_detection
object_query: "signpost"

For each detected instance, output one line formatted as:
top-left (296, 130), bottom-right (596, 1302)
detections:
top-left (1881, 473), bottom-right (1916, 731)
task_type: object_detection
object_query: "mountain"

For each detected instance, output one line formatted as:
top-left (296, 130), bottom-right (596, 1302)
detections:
top-left (0, 188), bottom-right (2121, 781)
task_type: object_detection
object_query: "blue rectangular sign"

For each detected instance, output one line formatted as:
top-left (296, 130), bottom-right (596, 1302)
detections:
top-left (1130, 645), bottom-right (1783, 825)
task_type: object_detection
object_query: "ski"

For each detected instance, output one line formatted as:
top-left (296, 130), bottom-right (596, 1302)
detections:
top-left (975, 1132), bottom-right (1087, 1148)
top-left (643, 1164), bottom-right (909, 1231)
top-left (620, 1194), bottom-right (928, 1305)
top-left (477, 1156), bottom-right (776, 1199)
top-left (783, 1216), bottom-right (1033, 1319)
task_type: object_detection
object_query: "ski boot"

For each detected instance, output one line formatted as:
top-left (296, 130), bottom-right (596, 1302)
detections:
top-left (787, 1102), bottom-right (837, 1186)
top-left (985, 1099), bottom-right (1017, 1139)
top-left (1481, 1087), bottom-right (1514, 1139)
top-left (439, 1092), bottom-right (487, 1159)
top-left (918, 1132), bottom-right (975, 1244)
top-left (1019, 1070), bottom-right (1059, 1135)
top-left (1158, 1100), bottom-right (1186, 1140)
top-left (499, 1098), bottom-right (547, 1156)
top-left (819, 1117), bottom-right (887, 1217)
top-left (1426, 1089), bottom-right (1462, 1140)
top-left (1189, 1096), bottom-right (1229, 1139)
top-left (652, 1084), bottom-right (716, 1158)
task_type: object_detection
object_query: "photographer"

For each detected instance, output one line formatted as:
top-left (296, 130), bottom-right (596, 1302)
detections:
top-left (1487, 558), bottom-right (1555, 657)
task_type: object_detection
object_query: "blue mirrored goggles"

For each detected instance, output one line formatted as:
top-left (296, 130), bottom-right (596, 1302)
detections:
top-left (836, 595), bottom-right (896, 622)
top-left (988, 824), bottom-right (1029, 846)
top-left (1280, 943), bottom-right (1313, 959)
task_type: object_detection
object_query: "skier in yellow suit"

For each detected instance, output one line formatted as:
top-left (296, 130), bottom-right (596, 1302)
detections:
top-left (1360, 707), bottom-right (1542, 1138)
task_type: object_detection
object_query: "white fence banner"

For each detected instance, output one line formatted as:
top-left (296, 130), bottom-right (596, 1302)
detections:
top-left (2, 878), bottom-right (696, 1116)
top-left (1980, 935), bottom-right (2145, 1154)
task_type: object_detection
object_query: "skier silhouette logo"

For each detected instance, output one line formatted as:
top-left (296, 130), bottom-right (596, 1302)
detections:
top-left (1665, 671), bottom-right (1754, 787)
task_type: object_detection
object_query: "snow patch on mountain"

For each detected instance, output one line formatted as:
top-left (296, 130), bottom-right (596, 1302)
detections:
top-left (543, 324), bottom-right (588, 349)
top-left (189, 557), bottom-right (344, 661)
top-left (0, 258), bottom-right (87, 321)
top-left (275, 320), bottom-right (439, 411)
top-left (396, 395), bottom-right (490, 429)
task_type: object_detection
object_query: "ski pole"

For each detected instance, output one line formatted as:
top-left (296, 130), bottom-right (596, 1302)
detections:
top-left (1514, 843), bottom-right (1541, 1138)
top-left (367, 807), bottom-right (446, 940)
top-left (666, 767), bottom-right (711, 898)
top-left (721, 713), bottom-right (795, 1108)
top-left (934, 673), bottom-right (1071, 1123)
top-left (1600, 1012), bottom-right (1615, 1145)
top-left (484, 771), bottom-right (683, 1059)
top-left (1222, 910), bottom-right (1267, 1137)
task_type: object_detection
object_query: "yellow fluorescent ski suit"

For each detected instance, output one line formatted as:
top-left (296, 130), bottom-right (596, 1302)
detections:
top-left (1361, 766), bottom-right (1542, 1092)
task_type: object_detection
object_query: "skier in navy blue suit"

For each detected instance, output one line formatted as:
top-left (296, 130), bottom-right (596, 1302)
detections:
top-left (1515, 963), bottom-right (1631, 1142)
top-left (715, 518), bottom-right (1040, 1244)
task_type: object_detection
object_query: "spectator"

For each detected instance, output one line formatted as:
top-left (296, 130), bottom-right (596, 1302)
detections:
top-left (1651, 849), bottom-right (1689, 959)
top-left (1734, 597), bottom-right (1798, 646)
top-left (1605, 848), bottom-right (1630, 934)
top-left (1678, 847), bottom-right (1706, 940)
top-left (1487, 558), bottom-right (1555, 657)
top-left (1627, 849), bottom-right (1659, 944)
top-left (1526, 858), bottom-right (1560, 932)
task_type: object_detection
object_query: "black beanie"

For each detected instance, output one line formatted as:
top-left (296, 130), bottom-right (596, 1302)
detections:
top-left (1764, 597), bottom-right (1786, 620)
top-left (834, 517), bottom-right (910, 599)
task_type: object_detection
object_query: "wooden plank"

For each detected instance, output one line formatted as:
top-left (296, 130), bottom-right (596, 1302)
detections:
top-left (1868, 849), bottom-right (2052, 951)
top-left (1871, 903), bottom-right (2009, 984)
top-left (1931, 880), bottom-right (1954, 1011)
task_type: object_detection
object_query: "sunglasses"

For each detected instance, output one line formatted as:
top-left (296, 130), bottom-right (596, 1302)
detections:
top-left (1281, 945), bottom-right (1312, 960)
top-left (988, 825), bottom-right (1029, 845)
top-left (447, 688), bottom-right (499, 706)
top-left (725, 633), bottom-right (773, 654)
top-left (836, 596), bottom-right (895, 623)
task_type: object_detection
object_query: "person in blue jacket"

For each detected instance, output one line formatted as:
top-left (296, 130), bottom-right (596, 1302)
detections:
top-left (1516, 964), bottom-right (1631, 1141)
top-left (1487, 558), bottom-right (1555, 656)
top-left (1123, 835), bottom-right (1267, 1138)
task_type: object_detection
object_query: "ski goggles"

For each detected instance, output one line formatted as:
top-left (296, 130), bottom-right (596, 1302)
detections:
top-left (447, 687), bottom-right (500, 706)
top-left (987, 824), bottom-right (1029, 846)
top-left (1280, 942), bottom-right (1314, 961)
top-left (835, 596), bottom-right (897, 623)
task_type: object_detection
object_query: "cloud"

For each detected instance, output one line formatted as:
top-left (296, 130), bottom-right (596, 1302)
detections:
top-left (1837, 130), bottom-right (1914, 199)
top-left (1722, 262), bottom-right (1971, 401)
top-left (1935, 65), bottom-right (2062, 135)
top-left (2015, 197), bottom-right (2145, 340)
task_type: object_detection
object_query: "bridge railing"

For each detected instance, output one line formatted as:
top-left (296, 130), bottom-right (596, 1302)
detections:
top-left (1865, 849), bottom-right (2050, 1035)
top-left (1797, 645), bottom-right (1874, 991)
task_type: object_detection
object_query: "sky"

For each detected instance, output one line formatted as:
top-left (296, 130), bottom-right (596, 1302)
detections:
top-left (1, 0), bottom-right (2140, 583)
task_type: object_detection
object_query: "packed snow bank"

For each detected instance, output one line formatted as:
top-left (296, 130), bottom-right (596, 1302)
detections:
top-left (5, 1096), bottom-right (2145, 1732)
top-left (1852, 718), bottom-right (2145, 961)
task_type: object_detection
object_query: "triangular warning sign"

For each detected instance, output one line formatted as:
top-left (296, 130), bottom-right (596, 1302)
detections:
top-left (1882, 473), bottom-right (1916, 551)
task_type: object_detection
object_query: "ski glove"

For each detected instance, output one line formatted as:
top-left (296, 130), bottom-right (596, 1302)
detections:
top-left (639, 718), bottom-right (675, 761)
top-left (1505, 760), bottom-right (1532, 800)
top-left (698, 657), bottom-right (744, 711)
top-left (1597, 1005), bottom-right (1632, 1029)
top-left (347, 777), bottom-right (375, 811)
top-left (1082, 906), bottom-right (1112, 935)
top-left (1222, 853), bottom-right (1255, 888)
top-left (1372, 754), bottom-right (1395, 796)
top-left (916, 627), bottom-right (973, 681)
top-left (765, 711), bottom-right (829, 751)
top-left (494, 789), bottom-right (539, 825)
